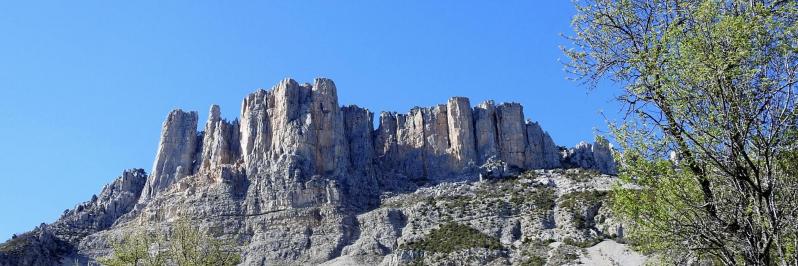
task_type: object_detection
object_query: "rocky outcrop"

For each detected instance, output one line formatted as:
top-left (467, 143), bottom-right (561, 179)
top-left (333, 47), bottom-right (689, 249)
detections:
top-left (342, 105), bottom-right (379, 209)
top-left (311, 78), bottom-right (350, 177)
top-left (474, 101), bottom-right (500, 164)
top-left (446, 97), bottom-right (477, 172)
top-left (1, 77), bottom-right (623, 266)
top-left (525, 121), bottom-right (561, 169)
top-left (239, 88), bottom-right (269, 165)
top-left (0, 224), bottom-right (71, 266)
top-left (198, 105), bottom-right (240, 172)
top-left (137, 78), bottom-right (616, 204)
top-left (563, 140), bottom-right (617, 175)
top-left (239, 78), bottom-right (350, 178)
top-left (140, 110), bottom-right (199, 200)
top-left (52, 169), bottom-right (148, 244)
top-left (0, 170), bottom-right (148, 266)
top-left (496, 103), bottom-right (528, 169)
top-left (395, 108), bottom-right (426, 181)
top-left (422, 105), bottom-right (450, 178)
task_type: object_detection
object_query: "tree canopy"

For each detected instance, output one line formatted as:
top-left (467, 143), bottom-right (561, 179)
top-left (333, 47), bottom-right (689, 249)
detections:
top-left (99, 218), bottom-right (240, 266)
top-left (564, 0), bottom-right (798, 264)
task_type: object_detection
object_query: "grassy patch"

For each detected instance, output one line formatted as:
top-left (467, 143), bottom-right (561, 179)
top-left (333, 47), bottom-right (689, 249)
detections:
top-left (401, 222), bottom-right (503, 253)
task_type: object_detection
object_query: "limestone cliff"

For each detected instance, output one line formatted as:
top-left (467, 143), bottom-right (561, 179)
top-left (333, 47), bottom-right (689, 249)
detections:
top-left (140, 110), bottom-right (199, 201)
top-left (0, 78), bottom-right (627, 266)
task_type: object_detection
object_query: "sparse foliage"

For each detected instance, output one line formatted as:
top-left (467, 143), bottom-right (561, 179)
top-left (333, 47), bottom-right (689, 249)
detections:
top-left (99, 218), bottom-right (240, 266)
top-left (564, 0), bottom-right (798, 264)
top-left (97, 231), bottom-right (167, 266)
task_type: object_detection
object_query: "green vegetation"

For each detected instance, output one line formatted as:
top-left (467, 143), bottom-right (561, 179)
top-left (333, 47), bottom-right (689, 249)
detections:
top-left (559, 191), bottom-right (607, 212)
top-left (564, 169), bottom-right (600, 183)
top-left (529, 187), bottom-right (556, 212)
top-left (563, 237), bottom-right (603, 249)
top-left (98, 231), bottom-right (167, 266)
top-left (401, 222), bottom-right (503, 253)
top-left (518, 238), bottom-right (554, 266)
top-left (559, 191), bottom-right (608, 230)
top-left (520, 255), bottom-right (547, 266)
top-left (0, 235), bottom-right (26, 254)
top-left (442, 195), bottom-right (472, 209)
top-left (99, 218), bottom-right (240, 266)
top-left (565, 0), bottom-right (798, 264)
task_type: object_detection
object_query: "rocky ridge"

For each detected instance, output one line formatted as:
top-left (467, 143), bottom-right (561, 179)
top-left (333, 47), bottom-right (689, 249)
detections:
top-left (0, 78), bottom-right (632, 266)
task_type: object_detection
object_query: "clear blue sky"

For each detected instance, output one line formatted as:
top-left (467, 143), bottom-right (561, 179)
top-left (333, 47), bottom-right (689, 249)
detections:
top-left (0, 1), bottom-right (619, 240)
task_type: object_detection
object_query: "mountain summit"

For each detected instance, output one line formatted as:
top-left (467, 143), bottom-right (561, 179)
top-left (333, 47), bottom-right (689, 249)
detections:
top-left (0, 78), bottom-right (638, 265)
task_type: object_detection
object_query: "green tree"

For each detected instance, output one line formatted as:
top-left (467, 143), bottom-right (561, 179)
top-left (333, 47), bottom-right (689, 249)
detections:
top-left (99, 218), bottom-right (240, 266)
top-left (563, 0), bottom-right (798, 264)
top-left (169, 218), bottom-right (241, 266)
top-left (97, 231), bottom-right (167, 266)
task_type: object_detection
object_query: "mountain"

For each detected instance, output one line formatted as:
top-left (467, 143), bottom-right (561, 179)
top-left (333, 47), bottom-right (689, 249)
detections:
top-left (0, 78), bottom-right (642, 265)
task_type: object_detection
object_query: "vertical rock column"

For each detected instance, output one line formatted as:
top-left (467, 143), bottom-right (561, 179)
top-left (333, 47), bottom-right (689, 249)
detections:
top-left (266, 78), bottom-right (311, 167)
top-left (446, 97), bottom-right (477, 171)
top-left (310, 78), bottom-right (349, 176)
top-left (496, 103), bottom-right (527, 168)
top-left (240, 89), bottom-right (270, 165)
top-left (342, 105), bottom-right (378, 208)
top-left (199, 104), bottom-right (241, 172)
top-left (141, 109), bottom-right (199, 201)
top-left (474, 101), bottom-right (500, 164)
top-left (525, 121), bottom-right (561, 169)
top-left (396, 109), bottom-right (426, 179)
top-left (238, 78), bottom-right (357, 210)
top-left (374, 112), bottom-right (398, 160)
top-left (342, 106), bottom-right (375, 175)
top-left (422, 105), bottom-right (450, 177)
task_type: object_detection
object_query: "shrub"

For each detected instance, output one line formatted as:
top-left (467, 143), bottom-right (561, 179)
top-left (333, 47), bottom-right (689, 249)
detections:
top-left (520, 255), bottom-right (547, 266)
top-left (401, 222), bottom-right (503, 253)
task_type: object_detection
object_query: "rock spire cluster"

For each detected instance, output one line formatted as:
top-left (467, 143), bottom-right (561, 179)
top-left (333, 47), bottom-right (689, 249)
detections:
top-left (135, 78), bottom-right (615, 203)
top-left (0, 77), bottom-right (622, 266)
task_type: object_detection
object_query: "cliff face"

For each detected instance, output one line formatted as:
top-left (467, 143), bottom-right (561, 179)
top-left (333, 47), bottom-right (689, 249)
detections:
top-left (141, 110), bottom-right (199, 201)
top-left (0, 78), bottom-right (626, 266)
top-left (138, 77), bottom-right (610, 208)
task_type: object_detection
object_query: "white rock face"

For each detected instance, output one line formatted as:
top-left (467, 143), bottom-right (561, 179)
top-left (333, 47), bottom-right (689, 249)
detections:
top-left (239, 88), bottom-right (269, 165)
top-left (474, 101), bottom-right (500, 164)
top-left (446, 97), bottom-right (477, 171)
top-left (55, 169), bottom-right (148, 243)
top-left (525, 121), bottom-right (561, 169)
top-left (199, 104), bottom-right (240, 172)
top-left (496, 103), bottom-right (527, 168)
top-left (422, 105), bottom-right (450, 178)
top-left (311, 78), bottom-right (350, 177)
top-left (2, 77), bottom-right (625, 266)
top-left (564, 140), bottom-right (618, 175)
top-left (141, 109), bottom-right (199, 201)
top-left (236, 78), bottom-right (355, 213)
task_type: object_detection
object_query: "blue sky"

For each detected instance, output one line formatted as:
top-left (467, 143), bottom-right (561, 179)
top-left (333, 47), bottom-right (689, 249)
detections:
top-left (0, 1), bottom-right (619, 240)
